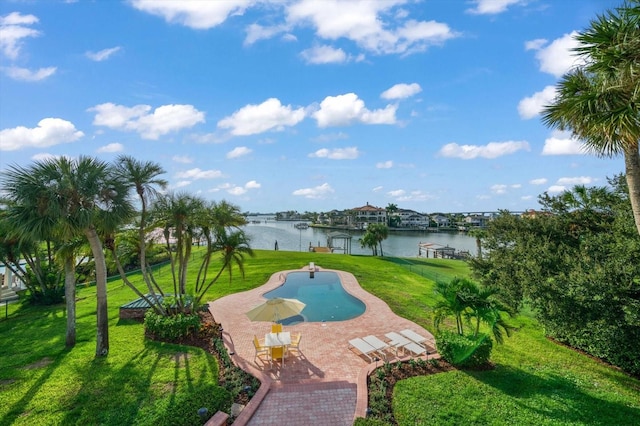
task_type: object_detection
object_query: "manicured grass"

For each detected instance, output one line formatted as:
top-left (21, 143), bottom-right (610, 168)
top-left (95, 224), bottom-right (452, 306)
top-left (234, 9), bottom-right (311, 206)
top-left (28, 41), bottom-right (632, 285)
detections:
top-left (1, 249), bottom-right (639, 425)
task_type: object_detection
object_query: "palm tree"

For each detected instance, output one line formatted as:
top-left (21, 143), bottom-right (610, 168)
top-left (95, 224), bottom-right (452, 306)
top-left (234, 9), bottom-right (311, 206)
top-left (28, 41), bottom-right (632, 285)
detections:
top-left (386, 203), bottom-right (399, 227)
top-left (150, 192), bottom-right (204, 307)
top-left (193, 228), bottom-right (254, 307)
top-left (542, 2), bottom-right (640, 235)
top-left (1, 156), bottom-right (134, 356)
top-left (114, 156), bottom-right (167, 313)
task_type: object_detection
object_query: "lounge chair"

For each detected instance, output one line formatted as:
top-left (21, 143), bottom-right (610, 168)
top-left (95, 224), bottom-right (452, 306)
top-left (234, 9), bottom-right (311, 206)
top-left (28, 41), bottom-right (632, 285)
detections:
top-left (348, 338), bottom-right (382, 362)
top-left (362, 335), bottom-right (392, 360)
top-left (386, 332), bottom-right (427, 357)
top-left (399, 329), bottom-right (431, 348)
top-left (253, 335), bottom-right (270, 365)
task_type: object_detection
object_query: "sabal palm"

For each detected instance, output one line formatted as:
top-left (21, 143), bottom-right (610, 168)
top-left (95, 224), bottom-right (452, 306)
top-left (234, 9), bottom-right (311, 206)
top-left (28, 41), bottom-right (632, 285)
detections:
top-left (1, 156), bottom-right (133, 356)
top-left (194, 228), bottom-right (254, 306)
top-left (151, 192), bottom-right (204, 298)
top-left (542, 2), bottom-right (640, 234)
top-left (114, 156), bottom-right (167, 312)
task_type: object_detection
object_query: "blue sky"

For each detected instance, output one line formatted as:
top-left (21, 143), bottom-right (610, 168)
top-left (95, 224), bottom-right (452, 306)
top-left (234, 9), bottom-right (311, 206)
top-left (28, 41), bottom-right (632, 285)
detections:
top-left (0, 0), bottom-right (624, 214)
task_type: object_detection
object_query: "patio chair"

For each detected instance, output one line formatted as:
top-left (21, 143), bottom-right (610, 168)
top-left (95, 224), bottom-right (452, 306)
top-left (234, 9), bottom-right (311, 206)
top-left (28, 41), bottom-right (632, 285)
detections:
top-left (386, 331), bottom-right (427, 358)
top-left (271, 323), bottom-right (283, 333)
top-left (253, 335), bottom-right (270, 365)
top-left (348, 338), bottom-right (382, 363)
top-left (287, 331), bottom-right (302, 355)
top-left (362, 335), bottom-right (392, 360)
top-left (399, 329), bottom-right (434, 350)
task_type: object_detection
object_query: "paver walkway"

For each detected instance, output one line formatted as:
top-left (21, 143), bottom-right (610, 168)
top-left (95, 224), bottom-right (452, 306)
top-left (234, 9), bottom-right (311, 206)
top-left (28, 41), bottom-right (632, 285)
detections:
top-left (208, 265), bottom-right (436, 425)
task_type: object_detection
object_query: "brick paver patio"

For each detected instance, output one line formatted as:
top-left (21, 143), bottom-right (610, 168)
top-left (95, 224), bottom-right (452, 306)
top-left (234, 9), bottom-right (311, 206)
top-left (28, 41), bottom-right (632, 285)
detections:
top-left (208, 265), bottom-right (436, 425)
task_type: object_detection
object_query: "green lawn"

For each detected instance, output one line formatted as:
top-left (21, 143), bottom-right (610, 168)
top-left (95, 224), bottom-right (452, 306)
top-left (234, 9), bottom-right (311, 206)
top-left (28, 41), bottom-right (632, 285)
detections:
top-left (1, 250), bottom-right (639, 425)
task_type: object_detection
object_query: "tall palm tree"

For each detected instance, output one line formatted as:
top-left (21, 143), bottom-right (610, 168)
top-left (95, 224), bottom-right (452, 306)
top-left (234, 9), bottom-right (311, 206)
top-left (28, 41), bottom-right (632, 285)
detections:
top-left (542, 2), bottom-right (640, 235)
top-left (114, 156), bottom-right (167, 313)
top-left (193, 228), bottom-right (254, 307)
top-left (150, 192), bottom-right (204, 304)
top-left (1, 156), bottom-right (134, 357)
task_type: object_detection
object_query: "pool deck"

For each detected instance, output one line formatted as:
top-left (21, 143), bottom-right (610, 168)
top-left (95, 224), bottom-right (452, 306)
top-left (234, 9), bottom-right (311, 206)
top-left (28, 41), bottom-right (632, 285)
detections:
top-left (208, 265), bottom-right (437, 425)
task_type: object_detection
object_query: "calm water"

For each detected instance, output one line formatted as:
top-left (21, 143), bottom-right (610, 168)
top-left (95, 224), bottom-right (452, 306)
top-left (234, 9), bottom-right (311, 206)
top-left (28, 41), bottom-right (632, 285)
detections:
top-left (263, 271), bottom-right (366, 323)
top-left (243, 217), bottom-right (477, 258)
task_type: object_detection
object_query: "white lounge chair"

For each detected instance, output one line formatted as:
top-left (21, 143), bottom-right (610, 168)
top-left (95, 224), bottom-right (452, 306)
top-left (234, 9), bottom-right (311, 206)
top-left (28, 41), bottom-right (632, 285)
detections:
top-left (348, 338), bottom-right (381, 362)
top-left (362, 335), bottom-right (392, 360)
top-left (399, 329), bottom-right (431, 348)
top-left (386, 332), bottom-right (427, 357)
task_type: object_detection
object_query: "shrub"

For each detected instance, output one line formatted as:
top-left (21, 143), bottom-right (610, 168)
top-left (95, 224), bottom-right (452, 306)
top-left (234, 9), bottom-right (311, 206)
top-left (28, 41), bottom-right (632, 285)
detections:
top-left (436, 331), bottom-right (492, 368)
top-left (144, 311), bottom-right (201, 340)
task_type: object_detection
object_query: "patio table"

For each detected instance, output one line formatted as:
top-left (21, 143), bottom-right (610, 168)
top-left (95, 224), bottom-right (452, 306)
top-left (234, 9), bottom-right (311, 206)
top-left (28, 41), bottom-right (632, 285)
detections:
top-left (265, 331), bottom-right (291, 366)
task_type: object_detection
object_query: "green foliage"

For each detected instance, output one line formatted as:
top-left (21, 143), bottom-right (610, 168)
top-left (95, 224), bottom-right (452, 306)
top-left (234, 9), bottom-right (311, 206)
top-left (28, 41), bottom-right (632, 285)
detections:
top-left (144, 311), bottom-right (201, 340)
top-left (24, 263), bottom-right (64, 305)
top-left (470, 179), bottom-right (640, 375)
top-left (436, 331), bottom-right (492, 367)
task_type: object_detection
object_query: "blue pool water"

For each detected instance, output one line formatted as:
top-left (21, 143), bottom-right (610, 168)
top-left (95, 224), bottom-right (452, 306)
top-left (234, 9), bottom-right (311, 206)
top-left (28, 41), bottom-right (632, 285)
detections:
top-left (264, 271), bottom-right (366, 324)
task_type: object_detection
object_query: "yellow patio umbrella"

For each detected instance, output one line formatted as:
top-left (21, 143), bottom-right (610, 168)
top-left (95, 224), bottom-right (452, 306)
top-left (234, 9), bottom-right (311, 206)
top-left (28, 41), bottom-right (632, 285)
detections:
top-left (245, 297), bottom-right (306, 323)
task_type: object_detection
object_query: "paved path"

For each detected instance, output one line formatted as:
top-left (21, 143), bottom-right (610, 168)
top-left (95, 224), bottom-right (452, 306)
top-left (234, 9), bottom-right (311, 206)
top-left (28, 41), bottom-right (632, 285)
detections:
top-left (209, 265), bottom-right (436, 425)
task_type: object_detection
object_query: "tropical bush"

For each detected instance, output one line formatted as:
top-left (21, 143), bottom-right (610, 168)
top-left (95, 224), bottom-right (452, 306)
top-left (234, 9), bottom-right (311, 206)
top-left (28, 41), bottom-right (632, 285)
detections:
top-left (436, 331), bottom-right (492, 367)
top-left (144, 310), bottom-right (202, 340)
top-left (470, 177), bottom-right (640, 375)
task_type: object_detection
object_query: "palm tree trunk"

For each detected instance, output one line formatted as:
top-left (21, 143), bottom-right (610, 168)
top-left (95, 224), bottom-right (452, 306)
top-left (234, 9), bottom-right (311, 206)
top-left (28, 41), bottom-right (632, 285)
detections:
top-left (86, 226), bottom-right (109, 357)
top-left (64, 255), bottom-right (76, 348)
top-left (623, 143), bottom-right (640, 235)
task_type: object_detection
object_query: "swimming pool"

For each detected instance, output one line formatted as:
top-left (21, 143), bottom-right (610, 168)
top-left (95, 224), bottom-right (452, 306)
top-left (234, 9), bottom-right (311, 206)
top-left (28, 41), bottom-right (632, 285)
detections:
top-left (264, 271), bottom-right (366, 324)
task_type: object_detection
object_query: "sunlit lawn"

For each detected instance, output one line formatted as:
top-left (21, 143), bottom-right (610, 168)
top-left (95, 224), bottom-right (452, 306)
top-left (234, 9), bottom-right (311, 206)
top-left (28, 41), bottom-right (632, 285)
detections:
top-left (1, 249), bottom-right (639, 425)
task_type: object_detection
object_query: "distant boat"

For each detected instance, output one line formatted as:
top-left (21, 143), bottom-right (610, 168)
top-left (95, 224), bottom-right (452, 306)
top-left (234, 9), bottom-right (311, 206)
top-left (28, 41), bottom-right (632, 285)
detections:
top-left (295, 223), bottom-right (309, 229)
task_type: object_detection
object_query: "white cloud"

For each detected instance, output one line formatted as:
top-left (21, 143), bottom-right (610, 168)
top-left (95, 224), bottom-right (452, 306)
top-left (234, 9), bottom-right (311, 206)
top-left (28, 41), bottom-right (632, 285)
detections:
top-left (491, 184), bottom-right (508, 194)
top-left (227, 186), bottom-right (247, 195)
top-left (245, 180), bottom-right (261, 189)
top-left (381, 83), bottom-right (421, 100)
top-left (542, 130), bottom-right (584, 155)
top-left (518, 85), bottom-right (556, 119)
top-left (547, 185), bottom-right (566, 193)
top-left (530, 178), bottom-right (547, 185)
top-left (2, 65), bottom-right (56, 81)
top-left (286, 0), bottom-right (457, 55)
top-left (174, 168), bottom-right (224, 180)
top-left (89, 102), bottom-right (205, 140)
top-left (438, 140), bottom-right (530, 159)
top-left (172, 180), bottom-right (191, 189)
top-left (372, 186), bottom-right (383, 192)
top-left (218, 98), bottom-right (305, 136)
top-left (86, 46), bottom-right (121, 61)
top-left (31, 152), bottom-right (59, 162)
top-left (300, 45), bottom-right (348, 64)
top-left (292, 182), bottom-right (334, 199)
top-left (0, 118), bottom-right (84, 151)
top-left (129, 0), bottom-right (255, 29)
top-left (0, 12), bottom-right (40, 59)
top-left (227, 146), bottom-right (253, 159)
top-left (557, 176), bottom-right (593, 185)
top-left (376, 160), bottom-right (393, 169)
top-left (525, 38), bottom-right (546, 51)
top-left (309, 147), bottom-right (359, 160)
top-left (172, 155), bottom-right (193, 164)
top-left (313, 93), bottom-right (397, 127)
top-left (245, 23), bottom-right (289, 45)
top-left (96, 142), bottom-right (123, 153)
top-left (389, 189), bottom-right (434, 202)
top-left (388, 189), bottom-right (405, 197)
top-left (466, 0), bottom-right (525, 15)
top-left (528, 32), bottom-right (583, 78)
